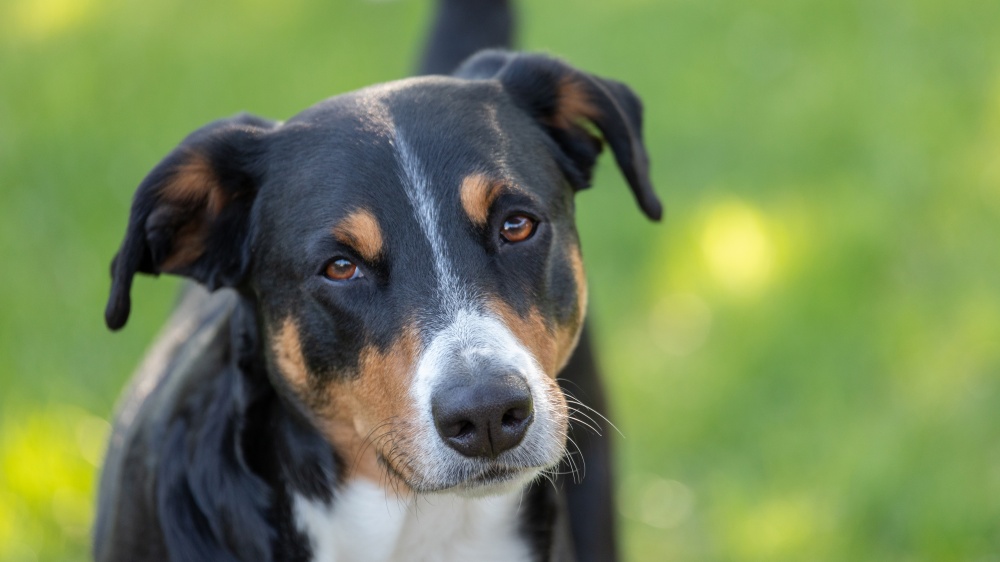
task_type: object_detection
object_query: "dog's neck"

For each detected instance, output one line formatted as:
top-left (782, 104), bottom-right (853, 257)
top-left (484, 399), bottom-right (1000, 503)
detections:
top-left (292, 478), bottom-right (532, 562)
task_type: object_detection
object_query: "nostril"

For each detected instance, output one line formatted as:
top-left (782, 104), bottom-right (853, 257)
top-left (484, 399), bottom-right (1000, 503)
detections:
top-left (432, 374), bottom-right (535, 458)
top-left (454, 420), bottom-right (475, 439)
top-left (502, 407), bottom-right (530, 428)
top-left (438, 418), bottom-right (476, 440)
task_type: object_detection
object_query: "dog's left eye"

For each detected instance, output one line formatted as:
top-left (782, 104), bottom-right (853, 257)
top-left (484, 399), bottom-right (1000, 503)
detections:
top-left (500, 214), bottom-right (537, 243)
top-left (323, 258), bottom-right (363, 281)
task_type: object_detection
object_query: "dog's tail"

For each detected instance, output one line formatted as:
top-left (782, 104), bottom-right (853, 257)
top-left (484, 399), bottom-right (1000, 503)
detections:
top-left (418, 0), bottom-right (514, 75)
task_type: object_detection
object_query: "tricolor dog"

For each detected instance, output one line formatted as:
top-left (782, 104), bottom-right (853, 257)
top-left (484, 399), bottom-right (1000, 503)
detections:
top-left (94, 1), bottom-right (660, 560)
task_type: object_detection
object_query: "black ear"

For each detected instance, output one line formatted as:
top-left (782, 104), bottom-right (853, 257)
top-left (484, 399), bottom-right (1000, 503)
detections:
top-left (455, 50), bottom-right (662, 221)
top-left (105, 113), bottom-right (278, 331)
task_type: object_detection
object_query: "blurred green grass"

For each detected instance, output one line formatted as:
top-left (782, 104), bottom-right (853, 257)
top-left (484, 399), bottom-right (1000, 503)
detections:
top-left (2, 0), bottom-right (999, 560)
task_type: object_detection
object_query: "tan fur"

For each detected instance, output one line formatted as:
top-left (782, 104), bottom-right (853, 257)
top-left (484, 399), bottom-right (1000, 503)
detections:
top-left (160, 154), bottom-right (226, 214)
top-left (272, 317), bottom-right (422, 488)
top-left (486, 299), bottom-right (571, 455)
top-left (555, 244), bottom-right (588, 372)
top-left (272, 317), bottom-right (311, 391)
top-left (486, 244), bottom-right (587, 375)
top-left (486, 299), bottom-right (559, 376)
top-left (157, 153), bottom-right (226, 272)
top-left (321, 324), bottom-right (420, 485)
top-left (549, 76), bottom-right (601, 131)
top-left (459, 173), bottom-right (504, 226)
top-left (568, 244), bottom-right (588, 320)
top-left (159, 220), bottom-right (207, 273)
top-left (333, 209), bottom-right (384, 262)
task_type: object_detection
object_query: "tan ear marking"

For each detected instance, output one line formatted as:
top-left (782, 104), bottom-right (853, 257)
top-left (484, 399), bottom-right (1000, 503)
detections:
top-left (459, 173), bottom-right (505, 226)
top-left (159, 221), bottom-right (207, 273)
top-left (550, 76), bottom-right (601, 130)
top-left (333, 209), bottom-right (384, 262)
top-left (155, 153), bottom-right (227, 272)
top-left (160, 153), bottom-right (227, 215)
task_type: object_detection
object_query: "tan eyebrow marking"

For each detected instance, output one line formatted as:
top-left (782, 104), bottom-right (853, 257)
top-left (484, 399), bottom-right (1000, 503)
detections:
top-left (332, 208), bottom-right (384, 262)
top-left (459, 173), bottom-right (506, 226)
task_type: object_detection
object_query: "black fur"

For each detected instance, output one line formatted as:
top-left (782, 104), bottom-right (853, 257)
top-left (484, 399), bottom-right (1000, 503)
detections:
top-left (456, 50), bottom-right (661, 220)
top-left (419, 0), bottom-right (514, 75)
top-left (105, 114), bottom-right (277, 330)
top-left (97, 1), bottom-right (657, 560)
top-left (95, 288), bottom-right (337, 561)
top-left (555, 327), bottom-right (618, 562)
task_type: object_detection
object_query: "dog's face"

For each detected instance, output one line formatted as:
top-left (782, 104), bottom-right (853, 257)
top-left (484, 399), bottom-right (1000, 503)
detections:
top-left (105, 52), bottom-right (659, 495)
top-left (254, 78), bottom-right (588, 493)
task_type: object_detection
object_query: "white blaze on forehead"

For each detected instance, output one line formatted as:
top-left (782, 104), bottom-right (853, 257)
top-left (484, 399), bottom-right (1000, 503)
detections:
top-left (330, 106), bottom-right (566, 492)
top-left (394, 131), bottom-right (465, 310)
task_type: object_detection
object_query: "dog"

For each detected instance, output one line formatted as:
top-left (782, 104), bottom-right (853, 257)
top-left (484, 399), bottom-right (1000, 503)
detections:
top-left (94, 0), bottom-right (660, 560)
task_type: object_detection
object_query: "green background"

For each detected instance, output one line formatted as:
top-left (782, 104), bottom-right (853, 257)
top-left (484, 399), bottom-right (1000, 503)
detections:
top-left (2, 0), bottom-right (999, 560)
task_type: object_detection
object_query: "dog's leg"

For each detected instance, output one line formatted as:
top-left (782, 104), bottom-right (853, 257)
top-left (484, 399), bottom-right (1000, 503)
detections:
top-left (417, 0), bottom-right (515, 75)
top-left (557, 323), bottom-right (619, 562)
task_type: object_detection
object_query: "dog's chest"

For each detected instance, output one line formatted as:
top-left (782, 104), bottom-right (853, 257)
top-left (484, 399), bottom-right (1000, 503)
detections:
top-left (293, 479), bottom-right (532, 562)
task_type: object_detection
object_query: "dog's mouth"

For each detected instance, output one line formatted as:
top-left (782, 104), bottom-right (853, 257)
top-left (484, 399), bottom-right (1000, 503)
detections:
top-left (463, 464), bottom-right (529, 488)
top-left (438, 463), bottom-right (544, 496)
top-left (378, 452), bottom-right (545, 495)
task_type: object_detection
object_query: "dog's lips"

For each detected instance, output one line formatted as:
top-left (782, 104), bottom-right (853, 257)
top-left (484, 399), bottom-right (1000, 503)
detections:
top-left (469, 465), bottom-right (524, 484)
top-left (447, 464), bottom-right (542, 496)
top-left (392, 457), bottom-right (546, 495)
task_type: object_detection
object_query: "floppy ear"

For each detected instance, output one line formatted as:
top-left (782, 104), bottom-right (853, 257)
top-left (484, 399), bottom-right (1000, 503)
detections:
top-left (455, 50), bottom-right (662, 221)
top-left (105, 113), bottom-right (278, 331)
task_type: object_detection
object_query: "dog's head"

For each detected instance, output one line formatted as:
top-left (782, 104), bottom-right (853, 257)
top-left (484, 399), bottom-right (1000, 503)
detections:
top-left (105, 52), bottom-right (659, 495)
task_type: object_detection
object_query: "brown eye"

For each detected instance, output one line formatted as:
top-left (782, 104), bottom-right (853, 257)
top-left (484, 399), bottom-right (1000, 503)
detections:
top-left (323, 258), bottom-right (361, 281)
top-left (500, 214), bottom-right (536, 243)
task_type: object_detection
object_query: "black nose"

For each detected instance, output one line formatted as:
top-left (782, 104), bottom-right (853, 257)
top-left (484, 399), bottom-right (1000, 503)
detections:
top-left (432, 373), bottom-right (534, 459)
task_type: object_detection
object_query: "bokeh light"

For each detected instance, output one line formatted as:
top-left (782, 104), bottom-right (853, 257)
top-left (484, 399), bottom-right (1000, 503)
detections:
top-left (11, 0), bottom-right (98, 40)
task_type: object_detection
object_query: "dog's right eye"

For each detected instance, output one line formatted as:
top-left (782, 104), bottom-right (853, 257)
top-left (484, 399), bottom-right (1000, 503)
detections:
top-left (322, 258), bottom-right (363, 281)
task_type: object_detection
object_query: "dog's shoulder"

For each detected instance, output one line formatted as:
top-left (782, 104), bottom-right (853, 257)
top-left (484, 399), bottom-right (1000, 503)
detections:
top-left (93, 286), bottom-right (327, 562)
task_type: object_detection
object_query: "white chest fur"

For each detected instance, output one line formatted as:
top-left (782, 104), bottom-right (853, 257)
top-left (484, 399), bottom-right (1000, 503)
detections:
top-left (293, 479), bottom-right (533, 562)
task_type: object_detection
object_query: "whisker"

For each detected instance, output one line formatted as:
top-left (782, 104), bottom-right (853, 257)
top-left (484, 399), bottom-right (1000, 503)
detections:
top-left (565, 401), bottom-right (602, 427)
top-left (352, 417), bottom-right (397, 477)
top-left (563, 434), bottom-right (585, 483)
top-left (567, 411), bottom-right (602, 436)
top-left (559, 389), bottom-right (625, 438)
